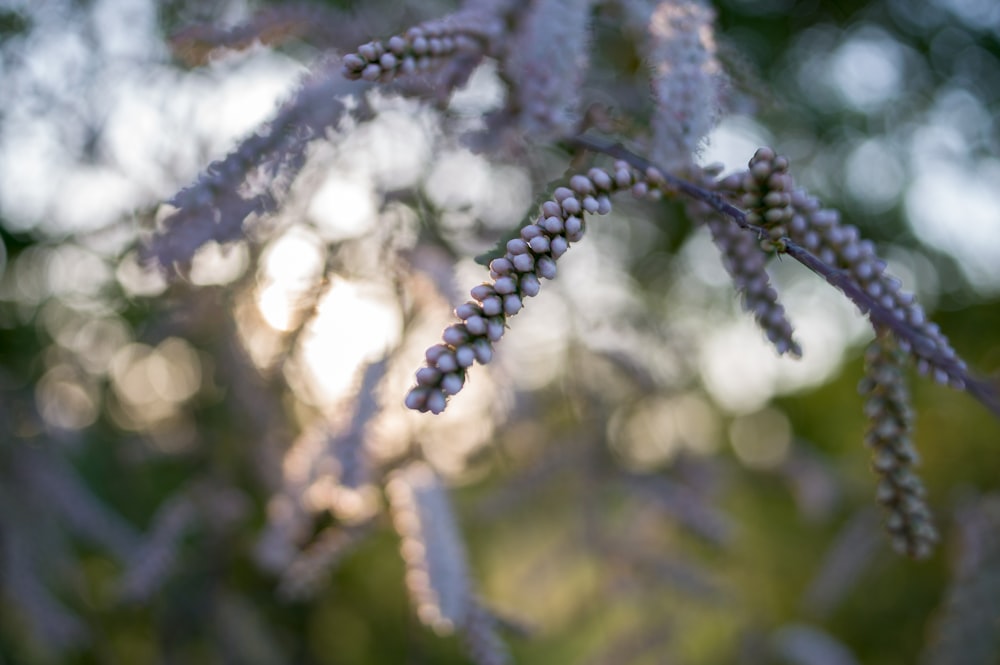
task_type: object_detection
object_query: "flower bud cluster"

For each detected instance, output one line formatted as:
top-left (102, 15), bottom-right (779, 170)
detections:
top-left (342, 13), bottom-right (490, 82)
top-left (406, 163), bottom-right (661, 413)
top-left (691, 167), bottom-right (800, 356)
top-left (738, 148), bottom-right (967, 390)
top-left (859, 334), bottom-right (938, 558)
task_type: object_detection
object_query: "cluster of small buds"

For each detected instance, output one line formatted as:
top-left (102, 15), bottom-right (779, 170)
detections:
top-left (406, 162), bottom-right (662, 413)
top-left (342, 14), bottom-right (488, 82)
top-left (691, 166), bottom-right (800, 356)
top-left (735, 148), bottom-right (967, 390)
top-left (859, 333), bottom-right (938, 558)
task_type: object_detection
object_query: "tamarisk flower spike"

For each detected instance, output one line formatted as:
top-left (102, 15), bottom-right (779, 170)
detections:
top-left (859, 332), bottom-right (938, 558)
top-left (341, 10), bottom-right (497, 82)
top-left (566, 134), bottom-right (1000, 420)
top-left (406, 161), bottom-right (662, 413)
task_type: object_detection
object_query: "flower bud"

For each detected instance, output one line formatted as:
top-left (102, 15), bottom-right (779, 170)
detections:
top-left (425, 389), bottom-right (447, 414)
top-left (542, 216), bottom-right (564, 234)
top-left (536, 256), bottom-right (557, 280)
top-left (570, 174), bottom-right (594, 195)
top-left (472, 338), bottom-right (493, 364)
top-left (455, 302), bottom-right (482, 320)
top-left (455, 345), bottom-right (476, 367)
top-left (550, 236), bottom-right (569, 259)
top-left (503, 294), bottom-right (522, 315)
top-left (470, 284), bottom-right (496, 301)
top-left (541, 201), bottom-right (562, 218)
top-left (512, 253), bottom-right (535, 273)
top-left (405, 387), bottom-right (428, 411)
top-left (416, 367), bottom-right (442, 386)
top-left (588, 168), bottom-right (612, 191)
top-left (519, 272), bottom-right (541, 297)
top-left (435, 351), bottom-right (458, 373)
top-left (553, 186), bottom-right (574, 202)
top-left (481, 295), bottom-right (503, 317)
top-left (442, 324), bottom-right (468, 346)
top-left (528, 236), bottom-right (550, 254)
top-left (486, 317), bottom-right (505, 342)
top-left (489, 257), bottom-right (514, 277)
top-left (494, 276), bottom-right (518, 295)
top-left (520, 224), bottom-right (544, 240)
top-left (464, 315), bottom-right (487, 336)
top-left (561, 197), bottom-right (582, 215)
top-left (507, 238), bottom-right (529, 255)
top-left (441, 372), bottom-right (465, 395)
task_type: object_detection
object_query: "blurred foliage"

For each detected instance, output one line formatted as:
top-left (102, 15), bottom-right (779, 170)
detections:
top-left (1, 0), bottom-right (999, 664)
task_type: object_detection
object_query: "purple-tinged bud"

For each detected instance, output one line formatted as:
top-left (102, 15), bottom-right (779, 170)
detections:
top-left (455, 345), bottom-right (476, 367)
top-left (455, 302), bottom-right (482, 320)
top-left (489, 257), bottom-right (514, 277)
top-left (471, 283), bottom-right (496, 301)
top-left (504, 294), bottom-right (522, 315)
top-left (528, 235), bottom-right (550, 254)
top-left (442, 324), bottom-right (469, 346)
top-left (520, 225), bottom-right (544, 240)
top-left (512, 253), bottom-right (535, 272)
top-left (615, 169), bottom-right (632, 188)
top-left (406, 26), bottom-right (424, 40)
top-left (570, 175), bottom-right (594, 195)
top-left (645, 167), bottom-right (665, 186)
top-left (550, 236), bottom-right (569, 259)
top-left (494, 276), bottom-right (518, 295)
top-left (542, 216), bottom-right (564, 234)
top-left (481, 295), bottom-right (503, 317)
top-left (358, 42), bottom-right (379, 61)
top-left (486, 317), bottom-right (505, 342)
top-left (416, 367), bottom-right (442, 386)
top-left (536, 256), bottom-right (557, 279)
top-left (582, 196), bottom-right (599, 213)
top-left (379, 53), bottom-right (398, 70)
top-left (561, 197), bottom-right (582, 215)
top-left (401, 57), bottom-right (416, 75)
top-left (441, 372), bottom-right (465, 395)
top-left (542, 201), bottom-right (562, 218)
top-left (435, 351), bottom-right (458, 373)
top-left (464, 314), bottom-right (487, 336)
top-left (426, 344), bottom-right (449, 364)
top-left (441, 36), bottom-right (455, 52)
top-left (428, 38), bottom-right (443, 55)
top-left (632, 181), bottom-right (648, 198)
top-left (388, 35), bottom-right (407, 54)
top-left (412, 36), bottom-right (428, 54)
top-left (789, 214), bottom-right (808, 234)
top-left (519, 272), bottom-right (541, 297)
top-left (472, 338), bottom-right (493, 364)
top-left (589, 168), bottom-right (612, 191)
top-left (426, 390), bottom-right (447, 414)
top-left (507, 238), bottom-right (529, 255)
top-left (361, 64), bottom-right (382, 81)
top-left (553, 186), bottom-right (574, 202)
top-left (343, 54), bottom-right (366, 71)
top-left (596, 195), bottom-right (611, 215)
top-left (405, 387), bottom-right (428, 411)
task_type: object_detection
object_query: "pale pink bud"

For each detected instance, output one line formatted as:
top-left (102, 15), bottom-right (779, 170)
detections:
top-left (632, 181), bottom-right (648, 198)
top-left (615, 169), bottom-right (632, 188)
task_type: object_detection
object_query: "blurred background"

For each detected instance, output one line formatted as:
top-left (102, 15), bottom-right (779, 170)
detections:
top-left (1, 0), bottom-right (999, 663)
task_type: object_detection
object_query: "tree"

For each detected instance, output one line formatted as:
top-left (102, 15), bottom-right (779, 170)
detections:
top-left (1, 0), bottom-right (999, 663)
